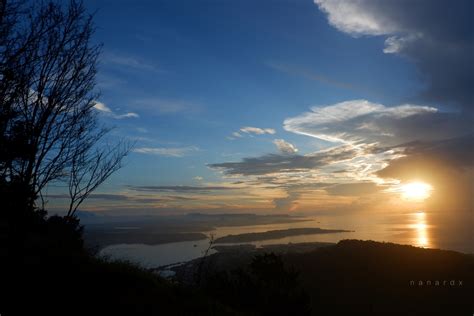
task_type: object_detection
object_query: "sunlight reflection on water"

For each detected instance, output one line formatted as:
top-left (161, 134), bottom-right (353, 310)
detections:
top-left (99, 213), bottom-right (439, 268)
top-left (412, 211), bottom-right (430, 248)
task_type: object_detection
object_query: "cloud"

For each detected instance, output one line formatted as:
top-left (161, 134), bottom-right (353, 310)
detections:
top-left (133, 146), bottom-right (199, 157)
top-left (47, 193), bottom-right (168, 203)
top-left (325, 182), bottom-right (381, 196)
top-left (193, 176), bottom-right (204, 181)
top-left (93, 102), bottom-right (113, 113)
top-left (209, 145), bottom-right (358, 176)
top-left (132, 98), bottom-right (194, 114)
top-left (273, 190), bottom-right (300, 211)
top-left (229, 126), bottom-right (276, 140)
top-left (273, 139), bottom-right (298, 154)
top-left (240, 126), bottom-right (276, 135)
top-left (383, 34), bottom-right (420, 54)
top-left (210, 101), bottom-right (473, 212)
top-left (102, 52), bottom-right (160, 72)
top-left (284, 99), bottom-right (439, 144)
top-left (93, 101), bottom-right (139, 119)
top-left (126, 185), bottom-right (235, 193)
top-left (378, 134), bottom-right (474, 180)
top-left (314, 0), bottom-right (398, 36)
top-left (314, 0), bottom-right (474, 112)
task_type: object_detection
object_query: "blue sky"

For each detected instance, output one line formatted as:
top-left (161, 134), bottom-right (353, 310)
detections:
top-left (48, 0), bottom-right (472, 222)
top-left (85, 0), bottom-right (420, 187)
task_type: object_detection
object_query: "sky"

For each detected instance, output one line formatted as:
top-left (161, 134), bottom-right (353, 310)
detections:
top-left (48, 0), bottom-right (473, 246)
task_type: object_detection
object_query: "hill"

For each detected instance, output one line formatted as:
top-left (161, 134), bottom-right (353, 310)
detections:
top-left (173, 240), bottom-right (473, 316)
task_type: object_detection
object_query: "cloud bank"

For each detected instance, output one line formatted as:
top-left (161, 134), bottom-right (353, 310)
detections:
top-left (315, 0), bottom-right (474, 112)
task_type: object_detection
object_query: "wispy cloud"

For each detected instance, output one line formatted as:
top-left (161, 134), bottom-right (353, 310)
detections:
top-left (47, 193), bottom-right (188, 204)
top-left (240, 126), bottom-right (276, 135)
top-left (228, 126), bottom-right (276, 140)
top-left (325, 182), bottom-right (381, 196)
top-left (102, 52), bottom-right (161, 72)
top-left (131, 98), bottom-right (194, 114)
top-left (283, 99), bottom-right (437, 144)
top-left (126, 185), bottom-right (235, 193)
top-left (133, 146), bottom-right (199, 157)
top-left (93, 101), bottom-right (139, 119)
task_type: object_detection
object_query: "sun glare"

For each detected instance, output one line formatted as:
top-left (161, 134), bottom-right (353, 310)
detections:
top-left (400, 182), bottom-right (433, 201)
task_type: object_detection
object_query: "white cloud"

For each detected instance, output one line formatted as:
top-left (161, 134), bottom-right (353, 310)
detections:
top-left (273, 139), bottom-right (298, 154)
top-left (133, 146), bottom-right (199, 157)
top-left (93, 102), bottom-right (112, 113)
top-left (284, 99), bottom-right (437, 144)
top-left (115, 112), bottom-right (140, 119)
top-left (93, 101), bottom-right (139, 119)
top-left (314, 0), bottom-right (399, 36)
top-left (228, 127), bottom-right (276, 140)
top-left (240, 126), bottom-right (276, 135)
top-left (193, 176), bottom-right (204, 181)
top-left (314, 0), bottom-right (420, 56)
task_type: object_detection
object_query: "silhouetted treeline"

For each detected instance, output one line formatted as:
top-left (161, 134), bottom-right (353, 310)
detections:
top-left (288, 240), bottom-right (473, 315)
top-left (179, 240), bottom-right (473, 316)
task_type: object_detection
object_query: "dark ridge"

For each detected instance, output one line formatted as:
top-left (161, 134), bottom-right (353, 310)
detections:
top-left (214, 227), bottom-right (352, 243)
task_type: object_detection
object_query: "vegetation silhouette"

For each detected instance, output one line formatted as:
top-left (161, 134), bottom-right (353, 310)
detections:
top-left (201, 253), bottom-right (311, 316)
top-left (176, 240), bottom-right (473, 316)
top-left (0, 0), bottom-right (129, 245)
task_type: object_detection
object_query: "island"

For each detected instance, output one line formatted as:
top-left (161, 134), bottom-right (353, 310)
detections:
top-left (214, 227), bottom-right (353, 243)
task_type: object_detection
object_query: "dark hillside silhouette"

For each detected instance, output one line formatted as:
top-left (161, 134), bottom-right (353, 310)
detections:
top-left (174, 240), bottom-right (473, 316)
top-left (286, 240), bottom-right (473, 315)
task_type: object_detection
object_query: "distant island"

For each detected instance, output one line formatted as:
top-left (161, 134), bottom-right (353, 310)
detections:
top-left (214, 227), bottom-right (353, 243)
top-left (83, 213), bottom-right (314, 248)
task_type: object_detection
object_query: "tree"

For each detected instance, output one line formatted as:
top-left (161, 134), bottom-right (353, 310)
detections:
top-left (67, 140), bottom-right (129, 218)
top-left (0, 0), bottom-right (129, 223)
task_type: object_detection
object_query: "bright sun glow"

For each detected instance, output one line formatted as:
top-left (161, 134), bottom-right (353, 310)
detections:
top-left (401, 182), bottom-right (433, 201)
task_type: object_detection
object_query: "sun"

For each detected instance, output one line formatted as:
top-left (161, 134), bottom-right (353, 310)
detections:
top-left (400, 181), bottom-right (433, 201)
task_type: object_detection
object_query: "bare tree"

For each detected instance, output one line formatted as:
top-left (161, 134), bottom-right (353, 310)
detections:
top-left (67, 140), bottom-right (130, 218)
top-left (0, 0), bottom-right (129, 221)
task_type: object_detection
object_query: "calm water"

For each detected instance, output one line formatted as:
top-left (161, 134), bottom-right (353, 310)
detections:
top-left (99, 211), bottom-right (449, 268)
